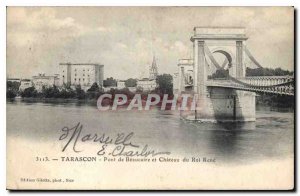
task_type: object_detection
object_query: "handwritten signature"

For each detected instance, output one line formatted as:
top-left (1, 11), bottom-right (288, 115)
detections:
top-left (59, 122), bottom-right (171, 157)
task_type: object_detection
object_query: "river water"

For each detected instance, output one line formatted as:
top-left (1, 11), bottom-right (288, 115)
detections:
top-left (6, 100), bottom-right (294, 165)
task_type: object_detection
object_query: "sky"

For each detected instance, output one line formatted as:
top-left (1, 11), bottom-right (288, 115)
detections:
top-left (7, 7), bottom-right (294, 79)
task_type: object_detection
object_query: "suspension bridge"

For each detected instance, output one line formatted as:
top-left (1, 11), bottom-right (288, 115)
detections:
top-left (176, 27), bottom-right (294, 122)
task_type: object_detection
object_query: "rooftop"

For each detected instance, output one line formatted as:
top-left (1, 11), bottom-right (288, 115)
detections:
top-left (178, 59), bottom-right (194, 66)
top-left (59, 63), bottom-right (104, 67)
top-left (191, 27), bottom-right (248, 41)
top-left (32, 73), bottom-right (58, 79)
top-left (138, 78), bottom-right (155, 81)
top-left (7, 78), bottom-right (20, 80)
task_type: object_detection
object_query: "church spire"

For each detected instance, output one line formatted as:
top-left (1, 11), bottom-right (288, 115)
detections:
top-left (149, 56), bottom-right (158, 80)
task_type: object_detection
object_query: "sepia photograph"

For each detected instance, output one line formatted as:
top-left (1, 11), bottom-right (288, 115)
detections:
top-left (6, 6), bottom-right (295, 190)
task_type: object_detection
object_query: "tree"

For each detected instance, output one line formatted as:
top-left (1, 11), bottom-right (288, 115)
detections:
top-left (75, 85), bottom-right (86, 100)
top-left (156, 74), bottom-right (173, 96)
top-left (246, 67), bottom-right (293, 76)
top-left (21, 86), bottom-right (38, 98)
top-left (62, 83), bottom-right (72, 90)
top-left (103, 77), bottom-right (117, 87)
top-left (116, 88), bottom-right (135, 99)
top-left (59, 83), bottom-right (76, 98)
top-left (86, 82), bottom-right (104, 99)
top-left (208, 69), bottom-right (229, 79)
top-left (7, 81), bottom-right (20, 98)
top-left (136, 86), bottom-right (144, 93)
top-left (125, 78), bottom-right (137, 87)
top-left (7, 81), bottom-right (20, 91)
top-left (42, 85), bottom-right (60, 98)
top-left (87, 82), bottom-right (100, 92)
top-left (7, 90), bottom-right (17, 99)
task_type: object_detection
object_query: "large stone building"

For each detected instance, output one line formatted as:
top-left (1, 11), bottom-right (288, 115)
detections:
top-left (136, 78), bottom-right (156, 91)
top-left (59, 63), bottom-right (104, 90)
top-left (19, 79), bottom-right (32, 91)
top-left (117, 80), bottom-right (126, 89)
top-left (32, 73), bottom-right (60, 92)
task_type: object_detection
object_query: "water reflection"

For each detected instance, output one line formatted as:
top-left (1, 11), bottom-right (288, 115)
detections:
top-left (209, 129), bottom-right (241, 158)
top-left (6, 100), bottom-right (294, 164)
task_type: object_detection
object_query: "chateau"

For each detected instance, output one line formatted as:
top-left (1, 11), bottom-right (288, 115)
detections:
top-left (59, 63), bottom-right (104, 89)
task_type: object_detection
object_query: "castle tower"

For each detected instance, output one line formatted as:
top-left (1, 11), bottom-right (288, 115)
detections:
top-left (149, 56), bottom-right (158, 80)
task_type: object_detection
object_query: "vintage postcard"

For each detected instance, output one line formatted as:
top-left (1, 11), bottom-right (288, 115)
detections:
top-left (6, 6), bottom-right (294, 190)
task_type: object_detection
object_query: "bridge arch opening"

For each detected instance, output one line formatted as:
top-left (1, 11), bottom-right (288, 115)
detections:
top-left (213, 50), bottom-right (233, 69)
top-left (208, 49), bottom-right (233, 79)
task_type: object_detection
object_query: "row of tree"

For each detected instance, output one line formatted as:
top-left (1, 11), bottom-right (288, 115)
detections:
top-left (7, 81), bottom-right (20, 98)
top-left (208, 67), bottom-right (293, 79)
top-left (208, 67), bottom-right (294, 79)
top-left (246, 67), bottom-right (294, 76)
top-left (208, 70), bottom-right (229, 79)
top-left (7, 74), bottom-right (174, 99)
top-left (18, 83), bottom-right (102, 100)
top-left (256, 93), bottom-right (294, 108)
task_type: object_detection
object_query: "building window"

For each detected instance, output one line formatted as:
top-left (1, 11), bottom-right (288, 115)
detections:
top-left (83, 74), bottom-right (85, 76)
top-left (75, 78), bottom-right (76, 81)
top-left (75, 74), bottom-right (77, 76)
top-left (75, 69), bottom-right (77, 71)
top-left (83, 78), bottom-right (85, 81)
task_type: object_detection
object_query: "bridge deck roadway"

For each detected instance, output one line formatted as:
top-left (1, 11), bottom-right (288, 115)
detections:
top-left (205, 80), bottom-right (294, 96)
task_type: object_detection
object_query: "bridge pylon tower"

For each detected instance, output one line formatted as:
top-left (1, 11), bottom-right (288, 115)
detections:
top-left (181, 27), bottom-right (256, 122)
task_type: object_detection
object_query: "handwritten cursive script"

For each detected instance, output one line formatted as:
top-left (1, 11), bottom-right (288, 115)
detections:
top-left (59, 122), bottom-right (171, 157)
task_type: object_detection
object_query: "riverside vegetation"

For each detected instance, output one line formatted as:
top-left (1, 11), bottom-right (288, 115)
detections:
top-left (6, 74), bottom-right (174, 101)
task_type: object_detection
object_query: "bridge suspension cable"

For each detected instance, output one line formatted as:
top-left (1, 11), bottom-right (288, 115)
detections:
top-left (203, 43), bottom-right (294, 88)
top-left (243, 45), bottom-right (264, 69)
top-left (204, 43), bottom-right (252, 87)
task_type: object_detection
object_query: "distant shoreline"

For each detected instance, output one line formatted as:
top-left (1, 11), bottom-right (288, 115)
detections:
top-left (6, 96), bottom-right (294, 112)
top-left (7, 97), bottom-right (98, 104)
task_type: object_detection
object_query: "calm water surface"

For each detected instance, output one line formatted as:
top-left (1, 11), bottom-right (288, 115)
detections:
top-left (6, 100), bottom-right (294, 164)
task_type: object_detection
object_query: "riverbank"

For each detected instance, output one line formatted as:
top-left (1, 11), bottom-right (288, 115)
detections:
top-left (7, 95), bottom-right (295, 112)
top-left (256, 93), bottom-right (294, 108)
top-left (7, 97), bottom-right (98, 105)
